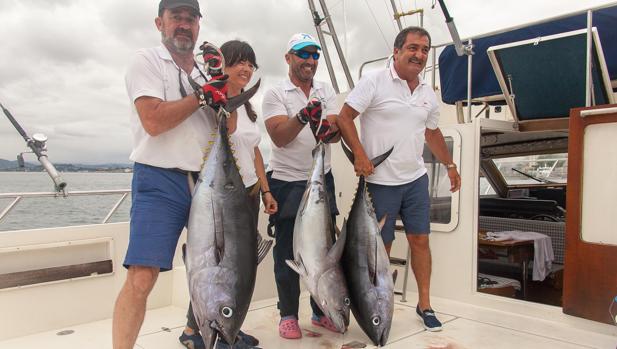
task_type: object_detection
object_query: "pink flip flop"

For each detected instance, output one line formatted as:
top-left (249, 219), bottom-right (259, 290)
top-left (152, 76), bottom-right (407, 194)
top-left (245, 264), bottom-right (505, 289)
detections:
top-left (279, 318), bottom-right (302, 339)
top-left (311, 316), bottom-right (340, 333)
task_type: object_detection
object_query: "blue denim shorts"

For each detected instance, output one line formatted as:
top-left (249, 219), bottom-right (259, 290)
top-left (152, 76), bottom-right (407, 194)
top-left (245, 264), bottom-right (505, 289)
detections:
top-left (123, 163), bottom-right (193, 271)
top-left (367, 173), bottom-right (430, 245)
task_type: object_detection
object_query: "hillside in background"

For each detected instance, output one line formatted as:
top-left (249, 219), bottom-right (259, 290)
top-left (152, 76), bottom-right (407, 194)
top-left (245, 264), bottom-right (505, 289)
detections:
top-left (0, 159), bottom-right (132, 172)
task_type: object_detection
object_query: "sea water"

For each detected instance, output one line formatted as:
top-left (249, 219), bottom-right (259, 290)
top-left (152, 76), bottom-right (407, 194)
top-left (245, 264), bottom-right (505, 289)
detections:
top-left (0, 171), bottom-right (132, 232)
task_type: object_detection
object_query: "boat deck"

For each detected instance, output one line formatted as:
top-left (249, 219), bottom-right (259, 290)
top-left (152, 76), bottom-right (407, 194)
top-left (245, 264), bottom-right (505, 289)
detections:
top-left (1, 293), bottom-right (615, 349)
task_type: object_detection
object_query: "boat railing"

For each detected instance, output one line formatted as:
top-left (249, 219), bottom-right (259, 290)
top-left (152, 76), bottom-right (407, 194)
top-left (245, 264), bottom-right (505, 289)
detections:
top-left (0, 189), bottom-right (131, 226)
top-left (354, 3), bottom-right (616, 123)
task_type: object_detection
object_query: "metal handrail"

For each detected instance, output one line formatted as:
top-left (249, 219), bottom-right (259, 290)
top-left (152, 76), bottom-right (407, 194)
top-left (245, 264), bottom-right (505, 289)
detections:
top-left (431, 2), bottom-right (617, 49)
top-left (0, 189), bottom-right (131, 225)
top-left (358, 56), bottom-right (389, 79)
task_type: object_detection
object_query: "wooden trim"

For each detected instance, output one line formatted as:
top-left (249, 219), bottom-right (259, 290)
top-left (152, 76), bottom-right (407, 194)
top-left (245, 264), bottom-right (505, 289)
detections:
top-left (563, 104), bottom-right (617, 324)
top-left (518, 118), bottom-right (569, 132)
top-left (0, 260), bottom-right (113, 289)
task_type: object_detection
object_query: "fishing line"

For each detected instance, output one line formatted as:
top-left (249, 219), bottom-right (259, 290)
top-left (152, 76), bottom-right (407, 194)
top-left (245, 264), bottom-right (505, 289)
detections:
top-left (363, 0), bottom-right (391, 52)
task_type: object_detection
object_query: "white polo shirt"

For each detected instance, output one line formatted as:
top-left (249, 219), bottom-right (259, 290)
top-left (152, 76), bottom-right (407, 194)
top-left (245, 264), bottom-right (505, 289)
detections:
top-left (345, 61), bottom-right (440, 185)
top-left (125, 45), bottom-right (217, 172)
top-left (230, 106), bottom-right (261, 188)
top-left (262, 78), bottom-right (337, 182)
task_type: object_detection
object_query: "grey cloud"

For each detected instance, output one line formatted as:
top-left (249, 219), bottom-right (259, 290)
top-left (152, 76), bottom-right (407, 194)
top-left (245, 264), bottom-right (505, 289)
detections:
top-left (1, 0), bottom-right (614, 165)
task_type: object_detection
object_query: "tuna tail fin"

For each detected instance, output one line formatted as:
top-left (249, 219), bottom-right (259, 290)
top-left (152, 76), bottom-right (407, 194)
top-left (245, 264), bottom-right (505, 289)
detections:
top-left (327, 219), bottom-right (347, 262)
top-left (341, 142), bottom-right (393, 169)
top-left (341, 141), bottom-right (355, 164)
top-left (311, 141), bottom-right (326, 158)
top-left (256, 233), bottom-right (273, 265)
top-left (372, 147), bottom-right (394, 168)
top-left (286, 255), bottom-right (308, 278)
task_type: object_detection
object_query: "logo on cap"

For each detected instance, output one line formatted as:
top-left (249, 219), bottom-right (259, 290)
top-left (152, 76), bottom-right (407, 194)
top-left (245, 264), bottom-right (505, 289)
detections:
top-left (287, 33), bottom-right (321, 52)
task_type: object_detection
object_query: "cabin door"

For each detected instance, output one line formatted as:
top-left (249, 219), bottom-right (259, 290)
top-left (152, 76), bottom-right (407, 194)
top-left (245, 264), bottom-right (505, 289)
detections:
top-left (563, 104), bottom-right (617, 324)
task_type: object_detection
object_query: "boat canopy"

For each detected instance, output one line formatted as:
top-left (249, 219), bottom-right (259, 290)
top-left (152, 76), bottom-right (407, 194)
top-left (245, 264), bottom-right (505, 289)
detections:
top-left (438, 6), bottom-right (617, 105)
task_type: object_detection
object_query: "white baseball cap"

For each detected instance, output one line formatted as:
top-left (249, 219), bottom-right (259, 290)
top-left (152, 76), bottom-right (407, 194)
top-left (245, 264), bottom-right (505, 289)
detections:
top-left (287, 33), bottom-right (321, 51)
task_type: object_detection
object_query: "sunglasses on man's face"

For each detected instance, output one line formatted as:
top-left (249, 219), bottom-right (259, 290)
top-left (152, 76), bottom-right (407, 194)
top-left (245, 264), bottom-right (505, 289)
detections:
top-left (290, 49), bottom-right (320, 60)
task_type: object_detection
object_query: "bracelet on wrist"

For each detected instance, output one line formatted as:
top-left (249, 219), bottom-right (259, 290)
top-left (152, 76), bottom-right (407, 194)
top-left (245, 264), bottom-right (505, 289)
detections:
top-left (261, 190), bottom-right (271, 196)
top-left (194, 90), bottom-right (207, 108)
top-left (445, 163), bottom-right (457, 170)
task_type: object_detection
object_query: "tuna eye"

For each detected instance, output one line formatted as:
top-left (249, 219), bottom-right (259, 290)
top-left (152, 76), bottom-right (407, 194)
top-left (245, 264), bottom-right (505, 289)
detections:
top-left (221, 307), bottom-right (233, 318)
top-left (344, 297), bottom-right (351, 306)
top-left (372, 316), bottom-right (381, 326)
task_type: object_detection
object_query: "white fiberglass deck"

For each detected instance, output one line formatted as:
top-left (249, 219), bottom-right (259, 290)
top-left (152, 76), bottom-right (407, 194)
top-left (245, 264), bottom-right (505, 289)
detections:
top-left (1, 292), bottom-right (615, 349)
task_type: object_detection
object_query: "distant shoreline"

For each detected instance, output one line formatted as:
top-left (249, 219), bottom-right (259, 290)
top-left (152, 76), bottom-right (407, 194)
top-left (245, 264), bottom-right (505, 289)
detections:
top-left (0, 169), bottom-right (132, 173)
top-left (0, 159), bottom-right (133, 173)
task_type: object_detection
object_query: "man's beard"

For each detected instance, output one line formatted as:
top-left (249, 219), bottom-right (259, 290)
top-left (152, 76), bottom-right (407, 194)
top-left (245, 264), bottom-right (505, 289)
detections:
top-left (162, 31), bottom-right (195, 54)
top-left (293, 63), bottom-right (315, 83)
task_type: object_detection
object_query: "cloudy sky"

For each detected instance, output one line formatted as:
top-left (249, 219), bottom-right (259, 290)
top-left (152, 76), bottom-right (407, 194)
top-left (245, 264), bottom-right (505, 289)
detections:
top-left (0, 0), bottom-right (612, 164)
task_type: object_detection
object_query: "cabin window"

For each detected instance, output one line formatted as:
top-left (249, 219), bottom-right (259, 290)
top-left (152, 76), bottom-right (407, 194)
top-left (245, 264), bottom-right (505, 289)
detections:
top-left (494, 154), bottom-right (568, 186)
top-left (480, 176), bottom-right (496, 196)
top-left (424, 137), bottom-right (454, 225)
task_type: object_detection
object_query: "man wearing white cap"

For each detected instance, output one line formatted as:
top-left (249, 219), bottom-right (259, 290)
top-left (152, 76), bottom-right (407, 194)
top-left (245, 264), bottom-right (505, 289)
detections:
top-left (261, 33), bottom-right (341, 339)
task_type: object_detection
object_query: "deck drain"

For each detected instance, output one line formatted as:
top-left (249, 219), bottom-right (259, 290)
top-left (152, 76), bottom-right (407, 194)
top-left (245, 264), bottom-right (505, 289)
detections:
top-left (56, 330), bottom-right (75, 336)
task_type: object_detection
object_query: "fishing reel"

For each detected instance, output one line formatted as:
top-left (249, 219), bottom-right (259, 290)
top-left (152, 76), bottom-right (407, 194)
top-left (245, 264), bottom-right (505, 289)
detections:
top-left (17, 133), bottom-right (48, 168)
top-left (195, 41), bottom-right (225, 78)
top-left (30, 133), bottom-right (48, 152)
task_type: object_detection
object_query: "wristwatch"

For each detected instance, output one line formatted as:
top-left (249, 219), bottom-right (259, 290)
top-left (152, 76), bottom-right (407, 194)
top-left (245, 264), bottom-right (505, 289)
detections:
top-left (445, 163), bottom-right (457, 170)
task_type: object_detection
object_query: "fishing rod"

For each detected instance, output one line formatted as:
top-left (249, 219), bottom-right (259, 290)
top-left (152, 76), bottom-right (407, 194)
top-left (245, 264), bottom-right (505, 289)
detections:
top-left (436, 0), bottom-right (474, 56)
top-left (1, 102), bottom-right (67, 194)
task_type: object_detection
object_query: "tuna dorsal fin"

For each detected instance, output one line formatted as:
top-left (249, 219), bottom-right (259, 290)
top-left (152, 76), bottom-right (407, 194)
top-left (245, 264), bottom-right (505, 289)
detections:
top-left (285, 255), bottom-right (308, 277)
top-left (341, 141), bottom-right (354, 164)
top-left (327, 219), bottom-right (347, 262)
top-left (256, 233), bottom-right (273, 265)
top-left (371, 146), bottom-right (394, 168)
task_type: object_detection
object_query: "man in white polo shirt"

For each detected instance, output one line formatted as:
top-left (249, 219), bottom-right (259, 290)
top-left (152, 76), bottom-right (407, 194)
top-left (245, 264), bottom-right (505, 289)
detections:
top-left (261, 33), bottom-right (341, 339)
top-left (112, 1), bottom-right (258, 349)
top-left (337, 26), bottom-right (461, 332)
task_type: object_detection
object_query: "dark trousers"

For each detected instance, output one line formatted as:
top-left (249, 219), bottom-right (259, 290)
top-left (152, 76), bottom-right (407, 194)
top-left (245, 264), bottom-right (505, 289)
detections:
top-left (272, 217), bottom-right (324, 318)
top-left (267, 171), bottom-right (339, 319)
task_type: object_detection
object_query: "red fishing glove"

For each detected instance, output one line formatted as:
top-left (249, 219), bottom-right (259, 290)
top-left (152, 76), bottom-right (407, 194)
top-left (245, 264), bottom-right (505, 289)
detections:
top-left (199, 42), bottom-right (224, 77)
top-left (311, 118), bottom-right (338, 142)
top-left (303, 98), bottom-right (338, 142)
top-left (295, 98), bottom-right (321, 125)
top-left (199, 75), bottom-right (228, 110)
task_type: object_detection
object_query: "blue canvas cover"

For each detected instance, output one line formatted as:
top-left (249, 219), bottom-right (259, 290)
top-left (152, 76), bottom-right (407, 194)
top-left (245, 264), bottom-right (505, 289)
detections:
top-left (439, 6), bottom-right (617, 105)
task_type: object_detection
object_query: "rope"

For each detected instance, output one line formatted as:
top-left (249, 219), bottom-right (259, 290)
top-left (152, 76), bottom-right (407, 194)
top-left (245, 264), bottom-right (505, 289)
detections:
top-left (382, 0), bottom-right (398, 33)
top-left (363, 0), bottom-right (391, 51)
top-left (400, 0), bottom-right (408, 27)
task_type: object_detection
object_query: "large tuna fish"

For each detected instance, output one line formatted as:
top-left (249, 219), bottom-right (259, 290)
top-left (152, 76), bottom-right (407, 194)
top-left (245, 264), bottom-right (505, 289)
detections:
top-left (286, 142), bottom-right (350, 333)
top-left (341, 143), bottom-right (394, 346)
top-left (185, 80), bottom-right (272, 348)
